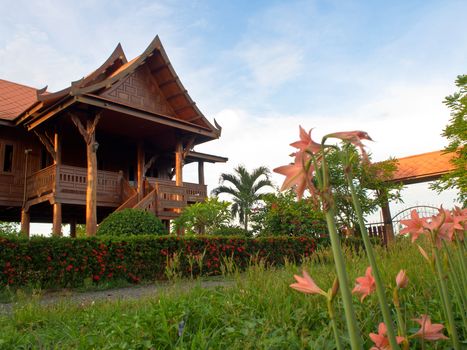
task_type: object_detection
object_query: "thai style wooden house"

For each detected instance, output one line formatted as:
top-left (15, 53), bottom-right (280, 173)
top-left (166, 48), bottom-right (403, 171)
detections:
top-left (0, 36), bottom-right (227, 236)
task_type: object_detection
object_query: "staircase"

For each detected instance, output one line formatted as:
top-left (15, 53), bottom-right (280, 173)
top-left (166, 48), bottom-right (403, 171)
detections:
top-left (115, 178), bottom-right (204, 221)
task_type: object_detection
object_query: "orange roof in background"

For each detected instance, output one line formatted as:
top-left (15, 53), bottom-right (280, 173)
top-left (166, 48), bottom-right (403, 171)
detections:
top-left (392, 150), bottom-right (457, 184)
top-left (0, 79), bottom-right (38, 121)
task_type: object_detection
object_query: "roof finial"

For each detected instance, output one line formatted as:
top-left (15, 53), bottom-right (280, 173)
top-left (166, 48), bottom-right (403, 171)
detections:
top-left (214, 118), bottom-right (222, 135)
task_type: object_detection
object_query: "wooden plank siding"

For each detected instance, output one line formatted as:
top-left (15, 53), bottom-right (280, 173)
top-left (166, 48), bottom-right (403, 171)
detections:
top-left (0, 126), bottom-right (42, 206)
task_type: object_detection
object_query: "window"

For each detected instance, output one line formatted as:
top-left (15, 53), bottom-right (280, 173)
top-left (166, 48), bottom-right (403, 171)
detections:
top-left (3, 144), bottom-right (13, 172)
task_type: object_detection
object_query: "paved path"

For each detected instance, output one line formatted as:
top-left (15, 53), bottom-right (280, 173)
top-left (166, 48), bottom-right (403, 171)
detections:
top-left (0, 279), bottom-right (234, 315)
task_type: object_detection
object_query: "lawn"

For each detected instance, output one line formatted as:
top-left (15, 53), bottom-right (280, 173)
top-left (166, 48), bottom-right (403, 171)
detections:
top-left (0, 239), bottom-right (457, 349)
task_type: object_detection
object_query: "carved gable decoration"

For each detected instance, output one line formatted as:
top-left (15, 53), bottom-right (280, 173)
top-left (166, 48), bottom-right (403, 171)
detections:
top-left (100, 65), bottom-right (175, 117)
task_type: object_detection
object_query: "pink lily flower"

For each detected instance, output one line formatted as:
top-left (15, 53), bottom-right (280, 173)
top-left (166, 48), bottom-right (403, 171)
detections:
top-left (400, 209), bottom-right (428, 242)
top-left (290, 270), bottom-right (326, 296)
top-left (290, 126), bottom-right (322, 155)
top-left (369, 322), bottom-right (405, 350)
top-left (395, 269), bottom-right (409, 289)
top-left (423, 208), bottom-right (463, 247)
top-left (452, 206), bottom-right (466, 241)
top-left (352, 266), bottom-right (376, 302)
top-left (413, 315), bottom-right (448, 341)
top-left (274, 152), bottom-right (316, 200)
top-left (438, 207), bottom-right (465, 241)
top-left (325, 130), bottom-right (373, 161)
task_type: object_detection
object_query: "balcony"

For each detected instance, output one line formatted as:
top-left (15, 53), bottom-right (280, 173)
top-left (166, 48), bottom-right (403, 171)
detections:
top-left (25, 165), bottom-right (207, 214)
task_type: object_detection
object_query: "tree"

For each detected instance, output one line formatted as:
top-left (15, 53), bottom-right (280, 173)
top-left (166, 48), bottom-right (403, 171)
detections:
top-left (251, 190), bottom-right (327, 237)
top-left (0, 222), bottom-right (20, 237)
top-left (212, 165), bottom-right (273, 230)
top-left (325, 145), bottom-right (402, 234)
top-left (431, 74), bottom-right (467, 206)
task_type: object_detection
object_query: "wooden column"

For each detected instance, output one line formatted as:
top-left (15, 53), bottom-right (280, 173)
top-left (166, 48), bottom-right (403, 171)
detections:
top-left (175, 142), bottom-right (183, 186)
top-left (20, 209), bottom-right (30, 238)
top-left (70, 112), bottom-right (100, 236)
top-left (198, 161), bottom-right (205, 185)
top-left (86, 118), bottom-right (98, 236)
top-left (174, 142), bottom-right (184, 235)
top-left (69, 219), bottom-right (77, 238)
top-left (137, 141), bottom-right (145, 201)
top-left (378, 190), bottom-right (394, 244)
top-left (52, 130), bottom-right (62, 236)
top-left (52, 203), bottom-right (62, 236)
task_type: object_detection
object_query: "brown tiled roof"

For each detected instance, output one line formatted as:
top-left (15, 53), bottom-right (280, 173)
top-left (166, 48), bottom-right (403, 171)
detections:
top-left (392, 150), bottom-right (457, 184)
top-left (0, 79), bottom-right (38, 121)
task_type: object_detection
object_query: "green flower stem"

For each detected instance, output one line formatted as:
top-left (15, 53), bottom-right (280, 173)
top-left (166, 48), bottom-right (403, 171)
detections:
top-left (393, 288), bottom-right (408, 348)
top-left (345, 172), bottom-right (400, 350)
top-left (443, 242), bottom-right (467, 318)
top-left (433, 244), bottom-right (461, 349)
top-left (446, 266), bottom-right (467, 333)
top-left (320, 150), bottom-right (362, 350)
top-left (454, 237), bottom-right (467, 292)
top-left (324, 209), bottom-right (363, 350)
top-left (327, 297), bottom-right (343, 350)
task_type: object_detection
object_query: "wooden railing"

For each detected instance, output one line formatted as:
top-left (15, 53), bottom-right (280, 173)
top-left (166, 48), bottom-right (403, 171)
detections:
top-left (26, 168), bottom-right (207, 214)
top-left (155, 182), bottom-right (187, 219)
top-left (133, 188), bottom-right (157, 214)
top-left (26, 165), bottom-right (122, 206)
top-left (146, 177), bottom-right (207, 203)
top-left (26, 165), bottom-right (56, 199)
top-left (366, 222), bottom-right (388, 246)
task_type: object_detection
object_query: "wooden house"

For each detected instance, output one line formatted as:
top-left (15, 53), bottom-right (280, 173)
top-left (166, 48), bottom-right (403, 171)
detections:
top-left (0, 36), bottom-right (227, 236)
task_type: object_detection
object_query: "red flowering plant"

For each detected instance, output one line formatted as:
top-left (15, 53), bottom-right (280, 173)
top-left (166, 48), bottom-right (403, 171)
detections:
top-left (0, 235), bottom-right (325, 288)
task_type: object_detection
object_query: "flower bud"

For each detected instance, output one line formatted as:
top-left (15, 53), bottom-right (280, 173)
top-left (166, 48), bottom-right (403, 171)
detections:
top-left (331, 276), bottom-right (339, 299)
top-left (396, 269), bottom-right (409, 289)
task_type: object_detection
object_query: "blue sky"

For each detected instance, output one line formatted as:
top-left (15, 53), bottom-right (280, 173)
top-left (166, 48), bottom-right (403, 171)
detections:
top-left (1, 0), bottom-right (465, 226)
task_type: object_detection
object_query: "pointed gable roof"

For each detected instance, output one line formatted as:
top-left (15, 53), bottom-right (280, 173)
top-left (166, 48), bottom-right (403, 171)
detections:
top-left (16, 36), bottom-right (221, 139)
top-left (68, 36), bottom-right (219, 133)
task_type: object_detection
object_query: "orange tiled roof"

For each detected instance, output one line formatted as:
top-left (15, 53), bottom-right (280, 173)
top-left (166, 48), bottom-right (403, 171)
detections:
top-left (0, 79), bottom-right (38, 121)
top-left (392, 150), bottom-right (457, 184)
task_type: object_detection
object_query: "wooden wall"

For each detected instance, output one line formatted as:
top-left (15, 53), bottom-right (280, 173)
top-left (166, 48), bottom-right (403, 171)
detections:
top-left (0, 126), bottom-right (42, 206)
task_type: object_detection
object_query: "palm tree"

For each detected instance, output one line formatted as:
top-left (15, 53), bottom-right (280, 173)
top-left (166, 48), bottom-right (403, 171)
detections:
top-left (212, 165), bottom-right (273, 230)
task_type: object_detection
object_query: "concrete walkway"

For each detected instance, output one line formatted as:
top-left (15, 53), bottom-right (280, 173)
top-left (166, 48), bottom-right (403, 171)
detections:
top-left (0, 279), bottom-right (234, 315)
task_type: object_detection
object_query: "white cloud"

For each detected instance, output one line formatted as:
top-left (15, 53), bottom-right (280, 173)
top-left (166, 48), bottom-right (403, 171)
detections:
top-left (238, 42), bottom-right (304, 89)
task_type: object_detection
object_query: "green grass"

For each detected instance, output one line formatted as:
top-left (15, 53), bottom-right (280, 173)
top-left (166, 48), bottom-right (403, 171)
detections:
top-left (0, 239), bottom-right (462, 349)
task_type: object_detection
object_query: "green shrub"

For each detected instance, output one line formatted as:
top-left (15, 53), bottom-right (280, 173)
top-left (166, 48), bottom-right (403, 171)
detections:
top-left (97, 209), bottom-right (166, 236)
top-left (0, 235), bottom-right (327, 288)
top-left (211, 225), bottom-right (252, 237)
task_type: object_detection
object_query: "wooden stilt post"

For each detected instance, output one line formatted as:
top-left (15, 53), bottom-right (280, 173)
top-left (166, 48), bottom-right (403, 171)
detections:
top-left (70, 218), bottom-right (77, 238)
top-left (52, 129), bottom-right (62, 236)
top-left (175, 142), bottom-right (184, 235)
top-left (137, 141), bottom-right (145, 201)
top-left (175, 142), bottom-right (183, 187)
top-left (70, 112), bottom-right (100, 236)
top-left (198, 161), bottom-right (205, 186)
top-left (20, 209), bottom-right (30, 238)
top-left (86, 118), bottom-right (98, 236)
top-left (52, 202), bottom-right (62, 236)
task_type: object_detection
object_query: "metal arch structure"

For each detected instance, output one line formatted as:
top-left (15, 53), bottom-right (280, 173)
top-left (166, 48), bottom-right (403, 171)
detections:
top-left (391, 205), bottom-right (439, 235)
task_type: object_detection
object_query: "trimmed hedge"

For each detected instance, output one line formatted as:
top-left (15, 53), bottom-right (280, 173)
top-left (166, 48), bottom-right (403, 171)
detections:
top-left (0, 235), bottom-right (328, 288)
